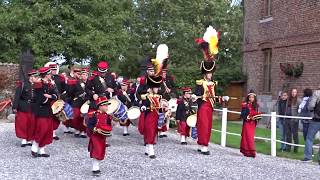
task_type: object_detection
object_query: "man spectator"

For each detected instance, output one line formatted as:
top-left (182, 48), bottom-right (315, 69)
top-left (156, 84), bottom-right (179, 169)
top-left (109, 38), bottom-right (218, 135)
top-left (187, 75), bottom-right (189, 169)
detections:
top-left (302, 86), bottom-right (320, 165)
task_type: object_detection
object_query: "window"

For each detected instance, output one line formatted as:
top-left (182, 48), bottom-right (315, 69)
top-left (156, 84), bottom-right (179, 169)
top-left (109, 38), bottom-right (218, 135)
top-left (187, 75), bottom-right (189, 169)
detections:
top-left (265, 0), bottom-right (272, 17)
top-left (263, 49), bottom-right (272, 93)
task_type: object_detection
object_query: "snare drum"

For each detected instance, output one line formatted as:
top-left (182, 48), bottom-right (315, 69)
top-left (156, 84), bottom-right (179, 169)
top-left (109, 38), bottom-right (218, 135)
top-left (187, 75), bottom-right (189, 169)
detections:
top-left (158, 112), bottom-right (165, 129)
top-left (107, 98), bottom-right (129, 125)
top-left (51, 100), bottom-right (73, 122)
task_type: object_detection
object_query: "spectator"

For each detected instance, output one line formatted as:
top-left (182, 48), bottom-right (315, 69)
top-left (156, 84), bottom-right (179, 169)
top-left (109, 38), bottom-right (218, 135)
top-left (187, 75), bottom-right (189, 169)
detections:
top-left (298, 88), bottom-right (313, 140)
top-left (302, 87), bottom-right (320, 165)
top-left (278, 91), bottom-right (288, 152)
top-left (285, 88), bottom-right (301, 153)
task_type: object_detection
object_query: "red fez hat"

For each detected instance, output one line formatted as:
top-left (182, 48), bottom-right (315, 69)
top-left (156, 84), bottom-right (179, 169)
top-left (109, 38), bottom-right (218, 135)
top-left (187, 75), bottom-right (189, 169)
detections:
top-left (81, 67), bottom-right (89, 74)
top-left (121, 79), bottom-right (129, 86)
top-left (181, 87), bottom-right (192, 94)
top-left (91, 70), bottom-right (100, 76)
top-left (28, 69), bottom-right (38, 76)
top-left (38, 67), bottom-right (51, 75)
top-left (96, 96), bottom-right (110, 106)
top-left (49, 64), bottom-right (58, 70)
top-left (73, 68), bottom-right (81, 73)
top-left (97, 61), bottom-right (109, 72)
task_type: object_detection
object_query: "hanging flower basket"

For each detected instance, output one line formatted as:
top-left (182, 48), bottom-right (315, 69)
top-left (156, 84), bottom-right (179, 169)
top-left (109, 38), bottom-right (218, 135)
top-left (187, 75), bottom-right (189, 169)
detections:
top-left (279, 62), bottom-right (304, 78)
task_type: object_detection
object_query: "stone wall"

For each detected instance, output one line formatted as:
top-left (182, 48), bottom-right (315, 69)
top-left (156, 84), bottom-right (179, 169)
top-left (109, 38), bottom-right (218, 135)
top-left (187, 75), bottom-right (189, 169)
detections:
top-left (0, 63), bottom-right (19, 99)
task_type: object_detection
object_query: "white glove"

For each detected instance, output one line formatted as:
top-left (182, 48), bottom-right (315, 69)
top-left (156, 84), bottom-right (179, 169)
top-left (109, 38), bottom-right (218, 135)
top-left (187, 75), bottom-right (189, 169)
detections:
top-left (222, 96), bottom-right (230, 102)
top-left (141, 106), bottom-right (146, 111)
top-left (298, 108), bottom-right (301, 114)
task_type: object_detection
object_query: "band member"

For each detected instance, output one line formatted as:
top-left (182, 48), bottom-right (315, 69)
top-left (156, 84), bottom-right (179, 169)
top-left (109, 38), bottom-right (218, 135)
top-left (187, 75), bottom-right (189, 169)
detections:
top-left (141, 75), bottom-right (163, 159)
top-left (194, 25), bottom-right (220, 155)
top-left (66, 67), bottom-right (87, 138)
top-left (13, 69), bottom-right (38, 147)
top-left (49, 63), bottom-right (66, 140)
top-left (194, 61), bottom-right (216, 155)
top-left (137, 61), bottom-right (155, 135)
top-left (31, 67), bottom-right (58, 157)
top-left (159, 68), bottom-right (176, 101)
top-left (86, 96), bottom-right (112, 176)
top-left (176, 87), bottom-right (194, 145)
top-left (116, 79), bottom-right (133, 136)
top-left (90, 61), bottom-right (117, 100)
top-left (131, 76), bottom-right (142, 106)
top-left (240, 90), bottom-right (261, 158)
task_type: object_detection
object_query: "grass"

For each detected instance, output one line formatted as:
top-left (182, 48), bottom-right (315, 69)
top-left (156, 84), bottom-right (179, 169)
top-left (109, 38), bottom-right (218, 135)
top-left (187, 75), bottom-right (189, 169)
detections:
top-left (210, 120), bottom-right (319, 161)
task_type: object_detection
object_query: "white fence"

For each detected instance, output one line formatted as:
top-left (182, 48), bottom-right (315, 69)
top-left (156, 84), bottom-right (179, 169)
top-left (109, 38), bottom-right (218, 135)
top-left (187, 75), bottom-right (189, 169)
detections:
top-left (213, 108), bottom-right (318, 157)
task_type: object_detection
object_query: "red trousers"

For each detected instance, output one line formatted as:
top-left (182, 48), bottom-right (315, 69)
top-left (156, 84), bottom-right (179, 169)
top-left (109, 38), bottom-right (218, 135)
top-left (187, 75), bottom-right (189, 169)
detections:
top-left (143, 111), bottom-right (158, 144)
top-left (119, 119), bottom-right (131, 127)
top-left (52, 116), bottom-right (60, 130)
top-left (88, 133), bottom-right (106, 160)
top-left (34, 117), bottom-right (53, 147)
top-left (138, 112), bottom-right (145, 135)
top-left (178, 120), bottom-right (190, 136)
top-left (240, 120), bottom-right (257, 157)
top-left (15, 111), bottom-right (36, 141)
top-left (71, 108), bottom-right (86, 132)
top-left (196, 102), bottom-right (213, 146)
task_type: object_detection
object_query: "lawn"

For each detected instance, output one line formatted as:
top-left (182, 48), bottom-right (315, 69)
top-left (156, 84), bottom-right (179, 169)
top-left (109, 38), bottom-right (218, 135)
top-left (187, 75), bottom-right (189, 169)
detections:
top-left (210, 120), bottom-right (319, 161)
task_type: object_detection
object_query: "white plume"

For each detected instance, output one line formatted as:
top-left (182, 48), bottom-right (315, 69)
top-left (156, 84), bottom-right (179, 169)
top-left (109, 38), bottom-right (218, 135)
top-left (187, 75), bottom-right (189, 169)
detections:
top-left (156, 44), bottom-right (169, 61)
top-left (203, 25), bottom-right (218, 43)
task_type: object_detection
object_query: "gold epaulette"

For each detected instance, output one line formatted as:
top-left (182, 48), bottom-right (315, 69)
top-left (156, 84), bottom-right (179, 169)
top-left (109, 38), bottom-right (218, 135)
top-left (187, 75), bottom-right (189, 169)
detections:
top-left (141, 94), bottom-right (148, 100)
top-left (196, 79), bottom-right (204, 85)
top-left (214, 81), bottom-right (218, 86)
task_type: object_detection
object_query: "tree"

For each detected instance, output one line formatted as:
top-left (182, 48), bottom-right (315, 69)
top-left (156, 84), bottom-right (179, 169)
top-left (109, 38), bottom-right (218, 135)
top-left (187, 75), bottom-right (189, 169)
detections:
top-left (0, 0), bottom-right (244, 91)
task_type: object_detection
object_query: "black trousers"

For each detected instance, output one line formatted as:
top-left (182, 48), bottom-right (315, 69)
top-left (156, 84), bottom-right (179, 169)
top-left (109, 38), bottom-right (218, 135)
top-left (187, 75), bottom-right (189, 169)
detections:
top-left (284, 119), bottom-right (299, 150)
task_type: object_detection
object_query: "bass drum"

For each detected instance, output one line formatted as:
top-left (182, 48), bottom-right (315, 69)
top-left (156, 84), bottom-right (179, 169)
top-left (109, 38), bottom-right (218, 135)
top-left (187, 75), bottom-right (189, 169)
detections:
top-left (186, 114), bottom-right (197, 139)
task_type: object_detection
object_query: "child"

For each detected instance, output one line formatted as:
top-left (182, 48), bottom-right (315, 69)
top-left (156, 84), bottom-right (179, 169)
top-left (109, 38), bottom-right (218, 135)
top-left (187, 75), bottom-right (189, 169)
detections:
top-left (176, 87), bottom-right (195, 145)
top-left (240, 90), bottom-right (261, 158)
top-left (86, 96), bottom-right (112, 176)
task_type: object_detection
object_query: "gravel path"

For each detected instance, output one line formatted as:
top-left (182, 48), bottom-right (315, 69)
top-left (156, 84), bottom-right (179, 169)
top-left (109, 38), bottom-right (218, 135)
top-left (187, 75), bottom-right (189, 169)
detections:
top-left (0, 122), bottom-right (319, 180)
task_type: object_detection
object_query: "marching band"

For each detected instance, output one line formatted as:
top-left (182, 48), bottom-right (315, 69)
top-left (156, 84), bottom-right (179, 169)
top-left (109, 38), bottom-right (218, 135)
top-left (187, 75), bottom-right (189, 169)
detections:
top-left (12, 26), bottom-right (247, 176)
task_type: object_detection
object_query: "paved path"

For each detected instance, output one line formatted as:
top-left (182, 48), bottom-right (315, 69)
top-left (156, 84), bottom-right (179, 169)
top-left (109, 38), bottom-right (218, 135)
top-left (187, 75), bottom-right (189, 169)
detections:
top-left (0, 122), bottom-right (319, 180)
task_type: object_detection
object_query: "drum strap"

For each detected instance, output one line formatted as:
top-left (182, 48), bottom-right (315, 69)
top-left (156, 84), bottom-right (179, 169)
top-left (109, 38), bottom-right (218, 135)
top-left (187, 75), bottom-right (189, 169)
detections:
top-left (122, 91), bottom-right (131, 103)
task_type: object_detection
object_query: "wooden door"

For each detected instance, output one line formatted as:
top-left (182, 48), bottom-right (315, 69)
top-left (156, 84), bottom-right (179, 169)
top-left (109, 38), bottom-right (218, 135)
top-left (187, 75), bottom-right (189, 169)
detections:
top-left (225, 82), bottom-right (244, 121)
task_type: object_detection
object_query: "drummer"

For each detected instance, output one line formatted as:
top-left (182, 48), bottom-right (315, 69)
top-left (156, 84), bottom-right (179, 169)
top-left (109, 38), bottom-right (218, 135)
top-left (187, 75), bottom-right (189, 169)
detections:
top-left (66, 66), bottom-right (87, 138)
top-left (86, 96), bottom-right (112, 176)
top-left (31, 67), bottom-right (58, 157)
top-left (49, 63), bottom-right (66, 140)
top-left (116, 79), bottom-right (133, 136)
top-left (90, 61), bottom-right (117, 99)
top-left (176, 87), bottom-right (195, 145)
top-left (158, 67), bottom-right (176, 138)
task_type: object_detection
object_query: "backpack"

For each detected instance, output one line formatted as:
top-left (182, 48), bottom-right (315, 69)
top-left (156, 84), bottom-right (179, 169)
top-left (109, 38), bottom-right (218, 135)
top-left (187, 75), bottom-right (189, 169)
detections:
top-left (314, 101), bottom-right (320, 117)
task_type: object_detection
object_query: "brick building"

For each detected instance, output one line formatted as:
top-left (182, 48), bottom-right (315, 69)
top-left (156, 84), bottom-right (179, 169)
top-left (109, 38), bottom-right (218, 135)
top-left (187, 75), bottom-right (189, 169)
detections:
top-left (242, 0), bottom-right (320, 100)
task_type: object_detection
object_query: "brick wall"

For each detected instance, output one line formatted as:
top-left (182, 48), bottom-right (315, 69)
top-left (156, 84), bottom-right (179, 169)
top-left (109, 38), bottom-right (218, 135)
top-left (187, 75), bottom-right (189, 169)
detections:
top-left (243, 0), bottom-right (320, 98)
top-left (0, 63), bottom-right (19, 98)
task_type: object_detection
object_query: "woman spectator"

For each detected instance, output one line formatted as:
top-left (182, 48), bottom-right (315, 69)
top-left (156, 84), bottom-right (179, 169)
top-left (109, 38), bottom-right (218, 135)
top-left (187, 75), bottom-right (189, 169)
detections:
top-left (285, 88), bottom-right (301, 153)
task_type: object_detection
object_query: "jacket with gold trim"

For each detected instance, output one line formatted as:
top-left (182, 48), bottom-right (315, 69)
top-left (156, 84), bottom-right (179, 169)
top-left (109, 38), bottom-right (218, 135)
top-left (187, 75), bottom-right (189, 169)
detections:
top-left (66, 78), bottom-right (86, 108)
top-left (195, 79), bottom-right (217, 108)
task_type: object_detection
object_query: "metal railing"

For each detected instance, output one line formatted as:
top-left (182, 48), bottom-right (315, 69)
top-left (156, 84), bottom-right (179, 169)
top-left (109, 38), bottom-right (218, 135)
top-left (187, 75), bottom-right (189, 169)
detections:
top-left (213, 108), bottom-right (318, 157)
